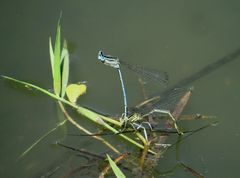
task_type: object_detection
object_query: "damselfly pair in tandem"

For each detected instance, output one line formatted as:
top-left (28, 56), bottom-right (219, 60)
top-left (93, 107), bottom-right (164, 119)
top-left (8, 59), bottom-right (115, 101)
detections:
top-left (97, 50), bottom-right (183, 141)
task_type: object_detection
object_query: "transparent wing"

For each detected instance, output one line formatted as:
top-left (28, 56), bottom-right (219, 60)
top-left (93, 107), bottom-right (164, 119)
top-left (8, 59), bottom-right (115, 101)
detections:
top-left (133, 87), bottom-right (192, 115)
top-left (120, 60), bottom-right (169, 85)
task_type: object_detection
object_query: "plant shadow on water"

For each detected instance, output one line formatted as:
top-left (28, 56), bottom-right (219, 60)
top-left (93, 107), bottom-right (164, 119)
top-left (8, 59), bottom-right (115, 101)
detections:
top-left (2, 20), bottom-right (240, 178)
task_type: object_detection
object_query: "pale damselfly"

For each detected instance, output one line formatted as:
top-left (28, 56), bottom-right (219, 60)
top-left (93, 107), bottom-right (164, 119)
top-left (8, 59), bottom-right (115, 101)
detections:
top-left (121, 87), bottom-right (192, 140)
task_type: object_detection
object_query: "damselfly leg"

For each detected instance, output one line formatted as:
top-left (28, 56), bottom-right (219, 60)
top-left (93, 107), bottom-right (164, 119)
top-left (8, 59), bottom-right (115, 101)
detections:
top-left (131, 122), bottom-right (154, 141)
top-left (143, 108), bottom-right (183, 135)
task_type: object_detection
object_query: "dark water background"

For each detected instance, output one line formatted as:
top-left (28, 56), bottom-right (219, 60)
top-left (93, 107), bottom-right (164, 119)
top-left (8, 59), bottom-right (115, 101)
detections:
top-left (1, 1), bottom-right (240, 177)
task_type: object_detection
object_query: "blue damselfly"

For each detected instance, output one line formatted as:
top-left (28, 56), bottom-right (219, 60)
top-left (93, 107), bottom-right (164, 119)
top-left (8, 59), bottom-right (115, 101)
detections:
top-left (98, 51), bottom-right (128, 118)
top-left (97, 50), bottom-right (177, 140)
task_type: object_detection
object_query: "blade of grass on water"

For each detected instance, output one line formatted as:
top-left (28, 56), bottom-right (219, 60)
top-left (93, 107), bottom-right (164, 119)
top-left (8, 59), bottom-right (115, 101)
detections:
top-left (17, 119), bottom-right (67, 160)
top-left (106, 154), bottom-right (126, 178)
top-left (61, 39), bottom-right (69, 97)
top-left (49, 37), bottom-right (54, 77)
top-left (53, 23), bottom-right (61, 96)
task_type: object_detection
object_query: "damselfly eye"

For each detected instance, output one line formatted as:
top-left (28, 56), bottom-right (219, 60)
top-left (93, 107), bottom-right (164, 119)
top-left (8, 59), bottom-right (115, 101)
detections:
top-left (98, 51), bottom-right (105, 62)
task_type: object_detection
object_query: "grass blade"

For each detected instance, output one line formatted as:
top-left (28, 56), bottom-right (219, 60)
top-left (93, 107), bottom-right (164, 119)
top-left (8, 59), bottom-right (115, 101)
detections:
top-left (61, 40), bottom-right (69, 97)
top-left (49, 37), bottom-right (54, 76)
top-left (53, 23), bottom-right (61, 96)
top-left (106, 154), bottom-right (126, 178)
top-left (17, 119), bottom-right (67, 160)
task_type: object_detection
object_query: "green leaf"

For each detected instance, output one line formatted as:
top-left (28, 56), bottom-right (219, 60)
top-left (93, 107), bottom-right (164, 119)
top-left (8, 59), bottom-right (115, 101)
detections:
top-left (106, 154), bottom-right (126, 178)
top-left (66, 83), bottom-right (87, 103)
top-left (60, 39), bottom-right (68, 63)
top-left (60, 40), bottom-right (69, 97)
top-left (49, 37), bottom-right (54, 76)
top-left (53, 23), bottom-right (61, 96)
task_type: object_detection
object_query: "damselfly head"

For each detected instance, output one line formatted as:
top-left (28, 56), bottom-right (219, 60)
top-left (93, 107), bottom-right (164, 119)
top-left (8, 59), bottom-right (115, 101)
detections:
top-left (98, 50), bottom-right (105, 62)
top-left (97, 50), bottom-right (120, 68)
